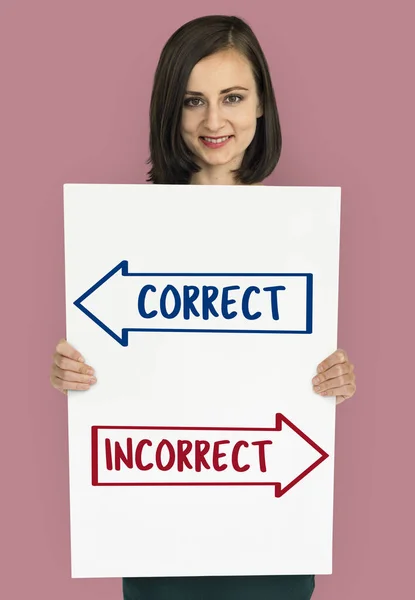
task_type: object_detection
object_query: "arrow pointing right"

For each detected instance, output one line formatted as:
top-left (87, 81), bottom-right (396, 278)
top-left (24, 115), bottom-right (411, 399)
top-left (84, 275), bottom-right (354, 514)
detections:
top-left (274, 413), bottom-right (329, 497)
top-left (92, 413), bottom-right (329, 498)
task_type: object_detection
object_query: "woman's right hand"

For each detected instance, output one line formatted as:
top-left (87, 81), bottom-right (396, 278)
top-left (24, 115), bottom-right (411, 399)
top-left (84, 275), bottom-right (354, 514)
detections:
top-left (50, 338), bottom-right (97, 395)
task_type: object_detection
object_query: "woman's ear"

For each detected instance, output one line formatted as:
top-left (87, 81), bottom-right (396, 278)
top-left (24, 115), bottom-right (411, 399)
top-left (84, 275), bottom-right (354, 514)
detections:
top-left (256, 102), bottom-right (264, 118)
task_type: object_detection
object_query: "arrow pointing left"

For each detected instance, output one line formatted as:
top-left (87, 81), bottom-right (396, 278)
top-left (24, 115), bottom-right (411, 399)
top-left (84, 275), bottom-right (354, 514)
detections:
top-left (74, 261), bottom-right (313, 346)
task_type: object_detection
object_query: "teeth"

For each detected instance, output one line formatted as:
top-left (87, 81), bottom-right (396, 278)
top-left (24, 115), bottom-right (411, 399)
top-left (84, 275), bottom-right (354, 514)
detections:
top-left (202, 136), bottom-right (230, 144)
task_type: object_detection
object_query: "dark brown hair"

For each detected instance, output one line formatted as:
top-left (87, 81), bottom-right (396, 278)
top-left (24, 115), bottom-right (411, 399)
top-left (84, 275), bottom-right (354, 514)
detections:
top-left (146, 15), bottom-right (282, 185)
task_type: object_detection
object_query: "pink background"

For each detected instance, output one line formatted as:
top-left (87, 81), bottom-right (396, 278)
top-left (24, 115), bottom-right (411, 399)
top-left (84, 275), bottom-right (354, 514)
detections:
top-left (1, 0), bottom-right (413, 598)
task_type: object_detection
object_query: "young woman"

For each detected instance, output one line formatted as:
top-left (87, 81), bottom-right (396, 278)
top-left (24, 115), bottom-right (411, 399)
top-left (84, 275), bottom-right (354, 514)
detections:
top-left (50, 15), bottom-right (356, 600)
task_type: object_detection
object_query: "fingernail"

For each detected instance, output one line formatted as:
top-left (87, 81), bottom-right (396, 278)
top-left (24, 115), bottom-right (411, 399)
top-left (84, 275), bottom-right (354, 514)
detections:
top-left (90, 377), bottom-right (97, 384)
top-left (315, 385), bottom-right (321, 391)
top-left (78, 356), bottom-right (85, 363)
top-left (87, 368), bottom-right (94, 375)
top-left (313, 376), bottom-right (320, 384)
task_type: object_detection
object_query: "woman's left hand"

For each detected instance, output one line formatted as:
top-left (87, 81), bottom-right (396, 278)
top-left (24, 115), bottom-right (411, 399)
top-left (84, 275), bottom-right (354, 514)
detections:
top-left (312, 349), bottom-right (356, 405)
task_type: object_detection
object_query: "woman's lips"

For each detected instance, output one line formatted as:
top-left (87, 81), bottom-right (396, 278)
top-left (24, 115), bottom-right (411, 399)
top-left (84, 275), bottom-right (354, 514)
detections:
top-left (200, 136), bottom-right (233, 149)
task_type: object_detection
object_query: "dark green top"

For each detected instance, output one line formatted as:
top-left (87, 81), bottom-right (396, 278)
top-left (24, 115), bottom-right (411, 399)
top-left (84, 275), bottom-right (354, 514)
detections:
top-left (123, 574), bottom-right (315, 599)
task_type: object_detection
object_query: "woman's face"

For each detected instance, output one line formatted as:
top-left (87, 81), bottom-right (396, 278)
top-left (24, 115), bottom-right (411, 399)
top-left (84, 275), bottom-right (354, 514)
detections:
top-left (180, 49), bottom-right (263, 177)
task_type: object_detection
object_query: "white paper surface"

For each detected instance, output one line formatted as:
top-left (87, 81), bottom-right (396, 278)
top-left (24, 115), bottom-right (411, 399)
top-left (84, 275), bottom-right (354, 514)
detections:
top-left (63, 183), bottom-right (341, 578)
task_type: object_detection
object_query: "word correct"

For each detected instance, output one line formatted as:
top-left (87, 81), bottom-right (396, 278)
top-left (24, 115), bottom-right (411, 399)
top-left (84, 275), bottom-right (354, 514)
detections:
top-left (137, 284), bottom-right (286, 321)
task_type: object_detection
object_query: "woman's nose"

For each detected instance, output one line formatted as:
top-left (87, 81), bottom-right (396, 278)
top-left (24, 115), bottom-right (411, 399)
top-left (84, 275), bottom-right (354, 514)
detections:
top-left (204, 105), bottom-right (226, 131)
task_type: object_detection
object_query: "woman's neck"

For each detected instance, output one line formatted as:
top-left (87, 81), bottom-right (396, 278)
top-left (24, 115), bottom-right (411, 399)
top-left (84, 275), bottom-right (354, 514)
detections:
top-left (189, 173), bottom-right (264, 186)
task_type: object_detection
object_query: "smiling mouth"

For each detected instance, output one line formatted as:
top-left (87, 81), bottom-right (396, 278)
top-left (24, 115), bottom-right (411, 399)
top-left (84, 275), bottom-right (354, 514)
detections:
top-left (199, 135), bottom-right (234, 146)
top-left (201, 134), bottom-right (233, 139)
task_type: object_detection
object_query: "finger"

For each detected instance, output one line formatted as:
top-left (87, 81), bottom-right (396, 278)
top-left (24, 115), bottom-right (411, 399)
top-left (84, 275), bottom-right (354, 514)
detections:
top-left (335, 386), bottom-right (356, 405)
top-left (313, 372), bottom-right (354, 393)
top-left (317, 349), bottom-right (348, 374)
top-left (316, 383), bottom-right (356, 399)
top-left (54, 339), bottom-right (85, 364)
top-left (52, 364), bottom-right (96, 385)
top-left (50, 373), bottom-right (91, 392)
top-left (312, 362), bottom-right (353, 386)
top-left (336, 395), bottom-right (348, 405)
top-left (50, 373), bottom-right (64, 395)
top-left (52, 353), bottom-right (95, 376)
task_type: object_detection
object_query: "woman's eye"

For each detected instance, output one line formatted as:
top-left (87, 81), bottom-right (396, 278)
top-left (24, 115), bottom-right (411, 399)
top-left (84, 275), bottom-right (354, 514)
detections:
top-left (184, 95), bottom-right (243, 108)
top-left (226, 95), bottom-right (242, 104)
top-left (185, 98), bottom-right (202, 107)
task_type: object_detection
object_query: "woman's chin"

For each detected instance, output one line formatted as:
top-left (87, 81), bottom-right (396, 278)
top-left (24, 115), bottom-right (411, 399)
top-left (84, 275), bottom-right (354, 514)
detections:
top-left (197, 151), bottom-right (235, 167)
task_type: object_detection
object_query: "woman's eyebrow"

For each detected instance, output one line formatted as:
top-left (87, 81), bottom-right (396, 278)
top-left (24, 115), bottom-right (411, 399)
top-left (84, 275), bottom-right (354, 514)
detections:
top-left (184, 86), bottom-right (249, 96)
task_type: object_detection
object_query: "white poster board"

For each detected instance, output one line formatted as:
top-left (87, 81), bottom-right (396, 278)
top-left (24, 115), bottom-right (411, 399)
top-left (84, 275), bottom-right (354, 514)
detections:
top-left (63, 183), bottom-right (340, 578)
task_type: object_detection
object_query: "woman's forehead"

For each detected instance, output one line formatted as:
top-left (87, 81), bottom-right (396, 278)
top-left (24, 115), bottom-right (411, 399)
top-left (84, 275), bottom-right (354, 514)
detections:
top-left (187, 50), bottom-right (254, 90)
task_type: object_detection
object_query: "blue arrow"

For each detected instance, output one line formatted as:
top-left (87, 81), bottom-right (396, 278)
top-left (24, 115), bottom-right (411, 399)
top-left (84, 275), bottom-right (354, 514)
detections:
top-left (73, 260), bottom-right (131, 346)
top-left (73, 261), bottom-right (313, 347)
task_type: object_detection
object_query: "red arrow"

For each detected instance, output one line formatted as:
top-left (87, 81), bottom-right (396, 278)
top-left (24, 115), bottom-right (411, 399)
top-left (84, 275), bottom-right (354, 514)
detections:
top-left (91, 413), bottom-right (329, 498)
